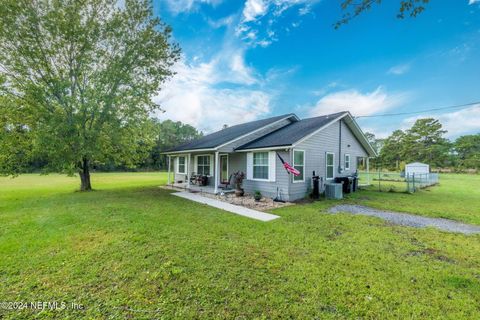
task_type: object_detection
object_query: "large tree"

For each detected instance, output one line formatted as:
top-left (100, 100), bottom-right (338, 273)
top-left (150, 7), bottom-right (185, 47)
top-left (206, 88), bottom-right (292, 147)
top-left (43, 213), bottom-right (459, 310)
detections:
top-left (0, 0), bottom-right (180, 190)
top-left (378, 118), bottom-right (452, 169)
top-left (0, 96), bottom-right (35, 175)
top-left (140, 119), bottom-right (203, 170)
top-left (378, 129), bottom-right (406, 169)
top-left (402, 118), bottom-right (450, 166)
top-left (454, 134), bottom-right (480, 169)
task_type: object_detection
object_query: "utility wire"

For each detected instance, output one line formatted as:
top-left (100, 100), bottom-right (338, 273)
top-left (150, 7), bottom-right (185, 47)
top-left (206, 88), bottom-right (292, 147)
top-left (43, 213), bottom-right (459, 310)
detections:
top-left (354, 101), bottom-right (480, 119)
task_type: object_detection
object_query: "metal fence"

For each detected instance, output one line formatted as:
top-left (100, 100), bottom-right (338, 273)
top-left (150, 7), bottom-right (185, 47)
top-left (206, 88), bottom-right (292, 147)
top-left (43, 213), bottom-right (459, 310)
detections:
top-left (357, 171), bottom-right (439, 193)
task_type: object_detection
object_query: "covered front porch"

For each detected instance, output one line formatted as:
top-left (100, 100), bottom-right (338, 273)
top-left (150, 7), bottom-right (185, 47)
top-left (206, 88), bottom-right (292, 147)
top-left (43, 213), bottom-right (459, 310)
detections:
top-left (166, 151), bottom-right (236, 194)
top-left (166, 181), bottom-right (235, 194)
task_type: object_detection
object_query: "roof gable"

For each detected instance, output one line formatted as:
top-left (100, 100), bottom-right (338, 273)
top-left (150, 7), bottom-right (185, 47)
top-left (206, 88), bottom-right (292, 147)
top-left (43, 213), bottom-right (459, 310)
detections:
top-left (235, 112), bottom-right (347, 150)
top-left (236, 111), bottom-right (377, 157)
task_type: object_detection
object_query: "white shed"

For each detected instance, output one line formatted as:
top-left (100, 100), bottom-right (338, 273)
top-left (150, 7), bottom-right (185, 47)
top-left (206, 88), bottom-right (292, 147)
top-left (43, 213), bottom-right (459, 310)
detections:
top-left (405, 162), bottom-right (429, 176)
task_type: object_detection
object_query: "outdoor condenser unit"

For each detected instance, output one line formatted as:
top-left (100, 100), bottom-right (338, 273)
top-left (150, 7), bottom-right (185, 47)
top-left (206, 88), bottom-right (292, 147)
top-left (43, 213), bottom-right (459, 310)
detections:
top-left (325, 183), bottom-right (343, 199)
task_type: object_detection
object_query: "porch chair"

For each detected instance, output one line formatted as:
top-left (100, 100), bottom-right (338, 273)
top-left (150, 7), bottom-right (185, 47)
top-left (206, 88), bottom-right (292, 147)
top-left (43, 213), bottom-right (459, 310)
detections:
top-left (189, 172), bottom-right (199, 185)
top-left (221, 173), bottom-right (234, 190)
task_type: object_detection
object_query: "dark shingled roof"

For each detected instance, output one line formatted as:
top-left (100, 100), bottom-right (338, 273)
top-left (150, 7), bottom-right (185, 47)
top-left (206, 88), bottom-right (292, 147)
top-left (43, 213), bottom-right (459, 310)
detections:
top-left (236, 111), bottom-right (347, 150)
top-left (166, 114), bottom-right (296, 152)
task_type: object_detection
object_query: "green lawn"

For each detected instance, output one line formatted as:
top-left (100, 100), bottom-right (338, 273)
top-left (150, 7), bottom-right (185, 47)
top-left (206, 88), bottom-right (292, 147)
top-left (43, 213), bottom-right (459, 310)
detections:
top-left (350, 173), bottom-right (480, 225)
top-left (1, 173), bottom-right (480, 319)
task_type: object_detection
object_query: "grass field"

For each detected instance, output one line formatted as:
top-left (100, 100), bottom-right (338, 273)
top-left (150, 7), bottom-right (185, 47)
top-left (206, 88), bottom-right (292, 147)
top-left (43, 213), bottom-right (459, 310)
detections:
top-left (1, 173), bottom-right (480, 319)
top-left (351, 173), bottom-right (480, 225)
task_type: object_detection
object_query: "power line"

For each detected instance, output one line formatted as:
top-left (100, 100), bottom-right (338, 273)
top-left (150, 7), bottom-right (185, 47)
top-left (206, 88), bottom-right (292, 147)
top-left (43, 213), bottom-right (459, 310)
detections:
top-left (354, 101), bottom-right (480, 119)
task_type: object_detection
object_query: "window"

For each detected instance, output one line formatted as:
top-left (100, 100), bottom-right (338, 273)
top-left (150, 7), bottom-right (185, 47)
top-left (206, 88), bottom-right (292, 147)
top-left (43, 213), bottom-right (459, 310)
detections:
top-left (197, 155), bottom-right (210, 175)
top-left (326, 152), bottom-right (334, 180)
top-left (177, 156), bottom-right (186, 174)
top-left (293, 150), bottom-right (304, 182)
top-left (253, 152), bottom-right (269, 180)
top-left (345, 154), bottom-right (350, 171)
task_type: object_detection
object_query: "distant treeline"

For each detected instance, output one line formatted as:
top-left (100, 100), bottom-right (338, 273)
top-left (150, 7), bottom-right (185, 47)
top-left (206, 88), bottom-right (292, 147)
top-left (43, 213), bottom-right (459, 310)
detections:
top-left (18, 119), bottom-right (203, 173)
top-left (365, 118), bottom-right (480, 172)
top-left (9, 117), bottom-right (480, 174)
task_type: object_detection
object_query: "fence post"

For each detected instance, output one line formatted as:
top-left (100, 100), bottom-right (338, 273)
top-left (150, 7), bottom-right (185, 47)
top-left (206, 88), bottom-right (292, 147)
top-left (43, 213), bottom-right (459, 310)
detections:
top-left (378, 170), bottom-right (381, 192)
top-left (412, 173), bottom-right (415, 192)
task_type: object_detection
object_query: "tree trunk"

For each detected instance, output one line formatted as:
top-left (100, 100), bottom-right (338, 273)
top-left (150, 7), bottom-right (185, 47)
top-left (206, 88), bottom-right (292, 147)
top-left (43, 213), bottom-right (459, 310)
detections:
top-left (79, 158), bottom-right (92, 191)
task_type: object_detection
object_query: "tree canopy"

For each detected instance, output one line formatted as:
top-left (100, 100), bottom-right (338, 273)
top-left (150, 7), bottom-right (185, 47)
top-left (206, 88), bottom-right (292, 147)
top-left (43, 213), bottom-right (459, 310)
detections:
top-left (336, 0), bottom-right (431, 28)
top-left (454, 134), bottom-right (480, 169)
top-left (0, 0), bottom-right (180, 190)
top-left (371, 117), bottom-right (479, 171)
top-left (143, 119), bottom-right (203, 170)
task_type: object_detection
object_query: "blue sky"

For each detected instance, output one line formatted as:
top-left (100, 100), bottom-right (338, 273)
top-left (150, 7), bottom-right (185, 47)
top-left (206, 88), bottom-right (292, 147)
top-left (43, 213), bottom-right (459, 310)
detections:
top-left (153, 0), bottom-right (480, 139)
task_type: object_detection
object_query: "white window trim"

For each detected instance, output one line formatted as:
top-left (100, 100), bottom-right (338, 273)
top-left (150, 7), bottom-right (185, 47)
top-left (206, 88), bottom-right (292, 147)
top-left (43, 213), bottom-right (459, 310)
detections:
top-left (195, 154), bottom-right (212, 176)
top-left (252, 151), bottom-right (270, 181)
top-left (345, 153), bottom-right (351, 171)
top-left (292, 149), bottom-right (305, 183)
top-left (176, 156), bottom-right (186, 174)
top-left (326, 152), bottom-right (335, 180)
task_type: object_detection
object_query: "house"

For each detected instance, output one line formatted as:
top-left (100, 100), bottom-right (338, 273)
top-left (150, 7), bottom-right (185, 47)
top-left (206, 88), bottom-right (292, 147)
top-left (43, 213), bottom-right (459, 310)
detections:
top-left (163, 111), bottom-right (377, 201)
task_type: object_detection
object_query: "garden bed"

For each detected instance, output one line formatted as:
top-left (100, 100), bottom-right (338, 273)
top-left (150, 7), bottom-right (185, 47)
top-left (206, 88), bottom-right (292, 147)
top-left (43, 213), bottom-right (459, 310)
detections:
top-left (201, 192), bottom-right (293, 211)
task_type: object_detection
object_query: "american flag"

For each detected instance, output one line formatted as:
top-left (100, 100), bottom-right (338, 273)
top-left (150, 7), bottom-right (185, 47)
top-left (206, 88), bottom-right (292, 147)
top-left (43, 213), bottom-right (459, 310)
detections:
top-left (276, 152), bottom-right (301, 176)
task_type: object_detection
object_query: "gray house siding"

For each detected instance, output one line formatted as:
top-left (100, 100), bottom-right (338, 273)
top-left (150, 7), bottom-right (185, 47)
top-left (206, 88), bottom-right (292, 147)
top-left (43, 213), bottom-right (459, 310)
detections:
top-left (340, 120), bottom-right (368, 174)
top-left (288, 119), bottom-right (368, 200)
top-left (240, 150), bottom-right (291, 201)
top-left (218, 118), bottom-right (292, 152)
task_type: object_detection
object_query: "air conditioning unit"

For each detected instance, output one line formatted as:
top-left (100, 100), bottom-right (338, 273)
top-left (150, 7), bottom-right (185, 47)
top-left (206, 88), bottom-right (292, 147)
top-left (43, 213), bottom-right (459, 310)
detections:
top-left (325, 183), bottom-right (343, 199)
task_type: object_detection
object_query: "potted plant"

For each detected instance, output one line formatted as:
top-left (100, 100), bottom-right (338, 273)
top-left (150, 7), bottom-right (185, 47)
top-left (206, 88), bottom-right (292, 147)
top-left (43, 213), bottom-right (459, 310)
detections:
top-left (254, 190), bottom-right (262, 201)
top-left (233, 171), bottom-right (245, 196)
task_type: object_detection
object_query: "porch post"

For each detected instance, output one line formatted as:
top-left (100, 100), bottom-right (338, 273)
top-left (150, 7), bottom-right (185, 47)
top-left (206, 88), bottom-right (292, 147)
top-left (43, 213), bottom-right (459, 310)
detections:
top-left (366, 157), bottom-right (370, 185)
top-left (187, 153), bottom-right (191, 188)
top-left (167, 155), bottom-right (171, 186)
top-left (214, 151), bottom-right (219, 194)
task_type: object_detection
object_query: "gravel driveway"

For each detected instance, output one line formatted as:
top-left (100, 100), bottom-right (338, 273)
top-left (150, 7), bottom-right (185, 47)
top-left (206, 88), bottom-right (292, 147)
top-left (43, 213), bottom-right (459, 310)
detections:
top-left (328, 204), bottom-right (480, 235)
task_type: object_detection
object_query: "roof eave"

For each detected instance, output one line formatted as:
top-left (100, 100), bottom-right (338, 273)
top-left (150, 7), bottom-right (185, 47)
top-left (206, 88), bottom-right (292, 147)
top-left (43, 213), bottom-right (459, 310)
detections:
top-left (161, 148), bottom-right (217, 155)
top-left (235, 145), bottom-right (292, 152)
top-left (214, 114), bottom-right (298, 150)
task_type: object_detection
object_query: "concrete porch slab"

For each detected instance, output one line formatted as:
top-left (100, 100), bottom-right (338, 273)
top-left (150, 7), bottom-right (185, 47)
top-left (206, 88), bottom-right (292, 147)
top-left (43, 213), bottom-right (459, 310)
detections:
top-left (172, 191), bottom-right (280, 222)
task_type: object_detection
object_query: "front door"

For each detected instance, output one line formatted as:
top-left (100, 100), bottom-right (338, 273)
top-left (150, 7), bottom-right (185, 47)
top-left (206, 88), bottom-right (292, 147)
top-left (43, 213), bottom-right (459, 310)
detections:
top-left (220, 155), bottom-right (229, 184)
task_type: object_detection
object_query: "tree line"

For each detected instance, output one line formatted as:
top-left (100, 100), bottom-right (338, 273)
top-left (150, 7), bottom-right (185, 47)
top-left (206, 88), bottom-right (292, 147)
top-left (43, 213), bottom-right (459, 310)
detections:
top-left (365, 118), bottom-right (480, 171)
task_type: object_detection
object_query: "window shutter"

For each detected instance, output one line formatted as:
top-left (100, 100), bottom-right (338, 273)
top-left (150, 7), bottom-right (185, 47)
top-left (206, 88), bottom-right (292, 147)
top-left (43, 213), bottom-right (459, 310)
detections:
top-left (268, 151), bottom-right (276, 182)
top-left (194, 156), bottom-right (198, 174)
top-left (174, 157), bottom-right (178, 173)
top-left (246, 152), bottom-right (253, 180)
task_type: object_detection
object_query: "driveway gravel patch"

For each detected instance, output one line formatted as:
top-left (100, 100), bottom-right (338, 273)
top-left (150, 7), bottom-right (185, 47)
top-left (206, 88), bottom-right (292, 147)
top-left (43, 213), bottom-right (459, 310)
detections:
top-left (327, 204), bottom-right (480, 235)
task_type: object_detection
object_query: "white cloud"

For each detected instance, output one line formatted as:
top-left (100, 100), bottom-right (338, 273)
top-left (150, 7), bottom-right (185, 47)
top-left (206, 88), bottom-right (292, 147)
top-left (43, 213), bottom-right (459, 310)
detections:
top-left (469, 0), bottom-right (480, 5)
top-left (236, 0), bottom-right (319, 47)
top-left (387, 63), bottom-right (411, 75)
top-left (155, 49), bottom-right (272, 132)
top-left (402, 105), bottom-right (480, 138)
top-left (163, 0), bottom-right (222, 14)
top-left (207, 15), bottom-right (235, 28)
top-left (242, 0), bottom-right (268, 22)
top-left (309, 86), bottom-right (408, 117)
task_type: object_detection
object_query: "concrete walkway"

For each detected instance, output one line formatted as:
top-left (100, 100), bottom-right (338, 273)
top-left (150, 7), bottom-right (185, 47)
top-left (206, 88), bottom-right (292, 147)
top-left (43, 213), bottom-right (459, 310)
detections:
top-left (328, 204), bottom-right (480, 235)
top-left (172, 191), bottom-right (280, 222)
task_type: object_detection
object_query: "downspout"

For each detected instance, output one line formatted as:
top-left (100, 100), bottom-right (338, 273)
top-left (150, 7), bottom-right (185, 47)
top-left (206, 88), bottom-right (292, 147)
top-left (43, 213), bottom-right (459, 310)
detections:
top-left (338, 119), bottom-right (342, 174)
